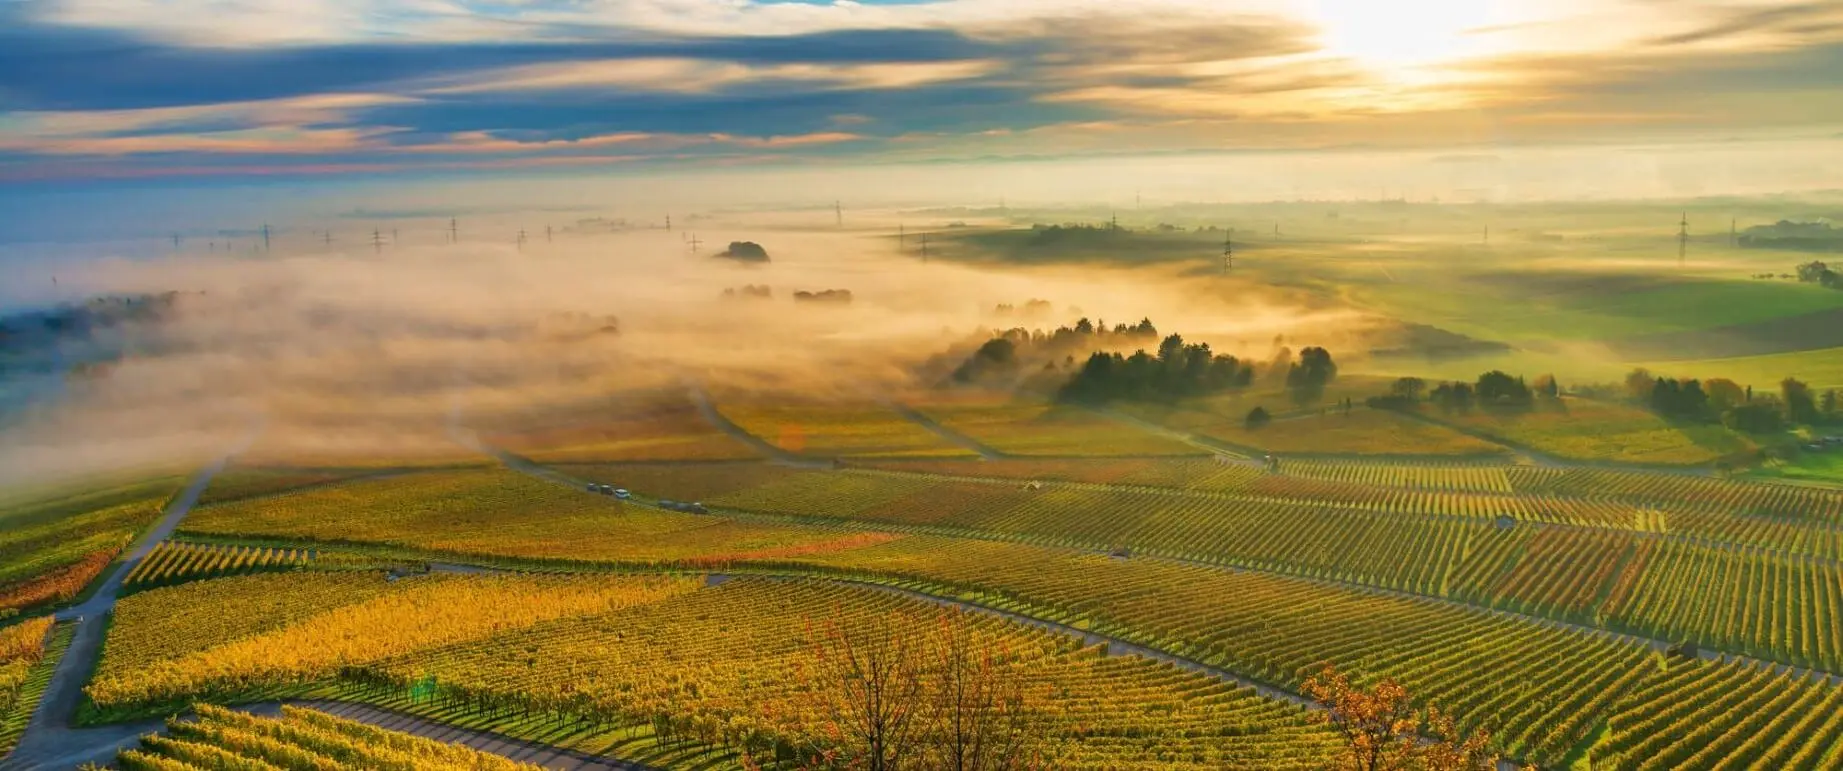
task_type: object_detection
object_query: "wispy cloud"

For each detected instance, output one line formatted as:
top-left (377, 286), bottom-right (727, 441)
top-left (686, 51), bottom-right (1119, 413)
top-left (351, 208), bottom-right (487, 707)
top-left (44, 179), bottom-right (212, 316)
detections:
top-left (2, 0), bottom-right (1840, 182)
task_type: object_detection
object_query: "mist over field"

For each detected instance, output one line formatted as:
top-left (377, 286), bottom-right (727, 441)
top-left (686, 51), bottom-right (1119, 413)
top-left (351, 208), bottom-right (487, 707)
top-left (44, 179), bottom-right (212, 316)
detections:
top-left (0, 206), bottom-right (1395, 488)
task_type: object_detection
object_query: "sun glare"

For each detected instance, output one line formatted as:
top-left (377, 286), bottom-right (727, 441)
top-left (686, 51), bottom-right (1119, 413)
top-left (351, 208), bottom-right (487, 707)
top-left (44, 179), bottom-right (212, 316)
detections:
top-left (1307, 0), bottom-right (1504, 74)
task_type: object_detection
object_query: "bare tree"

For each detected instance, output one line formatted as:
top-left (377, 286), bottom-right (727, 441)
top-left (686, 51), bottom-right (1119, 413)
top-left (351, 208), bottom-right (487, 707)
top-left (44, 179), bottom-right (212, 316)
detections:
top-left (928, 608), bottom-right (1034, 771)
top-left (802, 607), bottom-right (1040, 771)
top-left (808, 610), bottom-right (929, 771)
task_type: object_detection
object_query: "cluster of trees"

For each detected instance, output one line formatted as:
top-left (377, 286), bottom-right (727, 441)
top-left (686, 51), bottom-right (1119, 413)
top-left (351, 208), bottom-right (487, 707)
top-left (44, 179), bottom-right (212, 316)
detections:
top-left (949, 317), bottom-right (1159, 385)
top-left (1796, 260), bottom-right (1843, 288)
top-left (1058, 334), bottom-right (1258, 403)
top-left (793, 289), bottom-right (853, 304)
top-left (1372, 372), bottom-right (1558, 414)
top-left (716, 242), bottom-right (771, 262)
top-left (721, 285), bottom-right (773, 300)
top-left (1623, 369), bottom-right (1837, 432)
top-left (991, 299), bottom-right (1054, 318)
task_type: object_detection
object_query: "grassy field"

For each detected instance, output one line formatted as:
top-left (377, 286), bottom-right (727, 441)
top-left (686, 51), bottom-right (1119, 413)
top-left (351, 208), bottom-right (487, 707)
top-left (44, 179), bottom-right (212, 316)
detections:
top-left (906, 392), bottom-right (1201, 456)
top-left (487, 392), bottom-right (757, 463)
top-left (716, 400), bottom-right (975, 458)
top-left (1201, 408), bottom-right (1510, 457)
top-left (1421, 398), bottom-right (1755, 465)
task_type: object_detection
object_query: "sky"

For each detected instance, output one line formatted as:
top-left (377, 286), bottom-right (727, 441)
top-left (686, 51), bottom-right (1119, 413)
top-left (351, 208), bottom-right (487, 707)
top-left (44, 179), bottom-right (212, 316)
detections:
top-left (3, 0), bottom-right (1841, 190)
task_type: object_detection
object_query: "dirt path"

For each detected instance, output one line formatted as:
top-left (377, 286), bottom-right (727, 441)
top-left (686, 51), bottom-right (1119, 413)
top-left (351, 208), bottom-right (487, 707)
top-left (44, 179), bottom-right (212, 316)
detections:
top-left (881, 400), bottom-right (1008, 460)
top-left (683, 385), bottom-right (836, 469)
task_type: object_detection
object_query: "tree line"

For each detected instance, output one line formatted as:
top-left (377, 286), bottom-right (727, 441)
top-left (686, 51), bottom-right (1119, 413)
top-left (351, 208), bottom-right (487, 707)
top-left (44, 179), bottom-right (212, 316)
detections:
top-left (1370, 367), bottom-right (1838, 435)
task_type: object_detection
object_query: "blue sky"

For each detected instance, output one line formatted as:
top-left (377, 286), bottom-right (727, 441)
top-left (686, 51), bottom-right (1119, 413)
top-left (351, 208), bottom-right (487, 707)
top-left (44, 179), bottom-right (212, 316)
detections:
top-left (1, 0), bottom-right (1841, 185)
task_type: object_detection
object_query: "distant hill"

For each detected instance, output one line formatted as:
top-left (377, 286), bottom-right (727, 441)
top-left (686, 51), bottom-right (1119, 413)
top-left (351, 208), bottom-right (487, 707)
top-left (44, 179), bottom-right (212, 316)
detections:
top-left (1740, 221), bottom-right (1843, 252)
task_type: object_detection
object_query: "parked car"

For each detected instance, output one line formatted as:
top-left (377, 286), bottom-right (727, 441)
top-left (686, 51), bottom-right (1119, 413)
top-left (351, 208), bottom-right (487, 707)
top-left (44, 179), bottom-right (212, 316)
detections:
top-left (686, 502), bottom-right (708, 514)
top-left (613, 488), bottom-right (631, 499)
top-left (585, 483), bottom-right (600, 493)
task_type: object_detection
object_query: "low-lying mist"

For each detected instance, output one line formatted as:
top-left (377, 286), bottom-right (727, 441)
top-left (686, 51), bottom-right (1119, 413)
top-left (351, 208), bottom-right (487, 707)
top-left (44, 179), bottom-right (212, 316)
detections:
top-left (0, 212), bottom-right (1377, 489)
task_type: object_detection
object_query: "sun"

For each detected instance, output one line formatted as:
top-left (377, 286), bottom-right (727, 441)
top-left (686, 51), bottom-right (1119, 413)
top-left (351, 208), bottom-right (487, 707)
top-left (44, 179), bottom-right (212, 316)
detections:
top-left (1306, 0), bottom-right (1505, 74)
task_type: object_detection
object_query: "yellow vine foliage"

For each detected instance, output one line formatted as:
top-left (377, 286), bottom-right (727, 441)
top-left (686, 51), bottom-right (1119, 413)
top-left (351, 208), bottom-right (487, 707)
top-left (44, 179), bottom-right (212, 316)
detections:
top-left (0, 616), bottom-right (53, 664)
top-left (88, 573), bottom-right (696, 709)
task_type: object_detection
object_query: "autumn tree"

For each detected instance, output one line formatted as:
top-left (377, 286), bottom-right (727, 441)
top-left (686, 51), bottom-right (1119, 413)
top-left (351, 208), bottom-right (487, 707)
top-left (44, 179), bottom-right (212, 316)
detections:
top-left (1303, 664), bottom-right (1496, 771)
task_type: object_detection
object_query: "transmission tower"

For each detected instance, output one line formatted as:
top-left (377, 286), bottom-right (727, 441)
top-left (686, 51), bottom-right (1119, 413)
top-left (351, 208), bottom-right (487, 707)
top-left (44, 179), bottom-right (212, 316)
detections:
top-left (920, 232), bottom-right (930, 262)
top-left (665, 214), bottom-right (671, 232)
top-left (517, 229), bottom-right (527, 252)
top-left (449, 218), bottom-right (459, 244)
top-left (689, 234), bottom-right (703, 253)
top-left (323, 230), bottom-right (332, 246)
top-left (1731, 218), bottom-right (1737, 247)
top-left (371, 229), bottom-right (385, 253)
top-left (1678, 212), bottom-right (1689, 264)
top-left (834, 200), bottom-right (843, 227)
top-left (546, 225), bottom-right (552, 243)
top-left (898, 224), bottom-right (905, 252)
top-left (261, 223), bottom-right (271, 251)
top-left (171, 233), bottom-right (182, 249)
top-left (1222, 229), bottom-right (1234, 273)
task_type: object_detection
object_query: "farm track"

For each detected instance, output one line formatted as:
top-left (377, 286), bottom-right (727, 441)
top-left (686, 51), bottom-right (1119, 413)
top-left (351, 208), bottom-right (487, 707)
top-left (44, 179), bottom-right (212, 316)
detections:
top-left (881, 400), bottom-right (1008, 460)
top-left (684, 385), bottom-right (837, 469)
top-left (1084, 405), bottom-right (1259, 460)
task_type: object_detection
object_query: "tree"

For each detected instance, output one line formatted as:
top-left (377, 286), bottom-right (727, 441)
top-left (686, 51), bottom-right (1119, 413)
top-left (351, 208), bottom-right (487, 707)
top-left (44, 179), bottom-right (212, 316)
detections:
top-left (1390, 377), bottom-right (1426, 401)
top-left (802, 609), bottom-right (1038, 771)
top-left (1246, 406), bottom-right (1272, 429)
top-left (1430, 382), bottom-right (1473, 414)
top-left (1705, 378), bottom-right (1745, 412)
top-left (928, 609), bottom-right (1033, 771)
top-left (1474, 371), bottom-right (1531, 407)
top-left (1531, 374), bottom-right (1559, 399)
top-left (807, 612), bottom-right (929, 771)
top-left (1725, 402), bottom-right (1784, 433)
top-left (1624, 368), bottom-right (1657, 401)
top-left (1303, 664), bottom-right (1497, 771)
top-left (1784, 377), bottom-right (1818, 424)
top-left (1288, 347), bottom-right (1338, 406)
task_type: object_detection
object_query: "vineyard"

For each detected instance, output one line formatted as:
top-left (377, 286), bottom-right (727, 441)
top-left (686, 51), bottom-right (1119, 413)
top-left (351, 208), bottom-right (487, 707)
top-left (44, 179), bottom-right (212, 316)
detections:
top-left (0, 617), bottom-right (65, 756)
top-left (124, 542), bottom-right (316, 589)
top-left (88, 572), bottom-right (699, 717)
top-left (355, 578), bottom-right (1340, 769)
top-left (0, 476), bottom-right (182, 616)
top-left (111, 704), bottom-right (544, 771)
